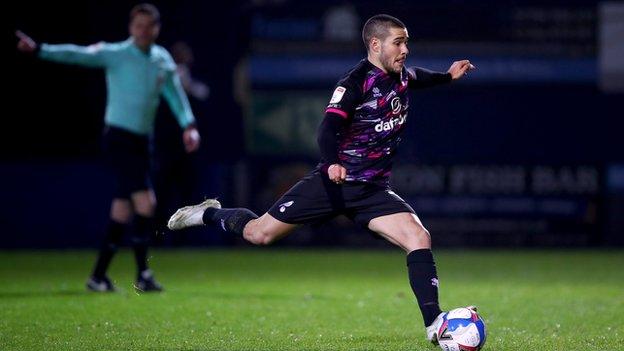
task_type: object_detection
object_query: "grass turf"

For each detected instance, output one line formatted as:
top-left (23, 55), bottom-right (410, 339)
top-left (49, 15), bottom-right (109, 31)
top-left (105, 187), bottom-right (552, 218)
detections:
top-left (0, 249), bottom-right (622, 350)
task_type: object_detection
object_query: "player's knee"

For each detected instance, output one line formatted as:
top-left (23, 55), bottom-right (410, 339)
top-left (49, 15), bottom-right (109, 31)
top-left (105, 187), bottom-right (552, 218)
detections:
top-left (256, 231), bottom-right (275, 245)
top-left (406, 225), bottom-right (431, 250)
top-left (419, 230), bottom-right (432, 247)
top-left (245, 228), bottom-right (275, 245)
top-left (134, 205), bottom-right (155, 217)
top-left (111, 204), bottom-right (132, 223)
top-left (416, 226), bottom-right (431, 240)
top-left (133, 197), bottom-right (155, 217)
top-left (259, 231), bottom-right (277, 245)
top-left (132, 191), bottom-right (156, 217)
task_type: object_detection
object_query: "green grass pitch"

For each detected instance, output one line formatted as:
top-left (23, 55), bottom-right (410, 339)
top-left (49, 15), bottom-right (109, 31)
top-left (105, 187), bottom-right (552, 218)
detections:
top-left (1, 249), bottom-right (622, 350)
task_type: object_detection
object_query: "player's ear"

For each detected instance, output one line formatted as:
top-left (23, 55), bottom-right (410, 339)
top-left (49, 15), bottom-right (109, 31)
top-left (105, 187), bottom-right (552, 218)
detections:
top-left (370, 37), bottom-right (381, 54)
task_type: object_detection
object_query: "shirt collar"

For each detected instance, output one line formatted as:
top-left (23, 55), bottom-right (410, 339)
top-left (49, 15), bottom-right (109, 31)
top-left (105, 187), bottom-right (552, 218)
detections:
top-left (364, 58), bottom-right (405, 81)
top-left (127, 37), bottom-right (154, 57)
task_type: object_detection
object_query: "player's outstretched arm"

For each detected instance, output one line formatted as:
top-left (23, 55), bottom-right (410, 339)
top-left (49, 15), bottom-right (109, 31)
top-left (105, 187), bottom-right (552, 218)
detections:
top-left (16, 30), bottom-right (38, 53)
top-left (447, 60), bottom-right (476, 80)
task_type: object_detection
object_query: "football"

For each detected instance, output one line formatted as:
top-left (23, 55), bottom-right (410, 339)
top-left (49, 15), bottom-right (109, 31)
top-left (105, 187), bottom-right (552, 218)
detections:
top-left (437, 307), bottom-right (487, 351)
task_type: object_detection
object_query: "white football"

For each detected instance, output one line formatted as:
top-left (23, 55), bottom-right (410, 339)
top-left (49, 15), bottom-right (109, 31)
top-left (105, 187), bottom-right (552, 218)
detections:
top-left (437, 307), bottom-right (487, 351)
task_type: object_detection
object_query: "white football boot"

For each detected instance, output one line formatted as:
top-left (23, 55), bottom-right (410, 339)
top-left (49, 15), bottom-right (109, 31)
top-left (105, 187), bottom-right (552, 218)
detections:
top-left (426, 306), bottom-right (477, 344)
top-left (167, 198), bottom-right (221, 230)
top-left (426, 311), bottom-right (447, 344)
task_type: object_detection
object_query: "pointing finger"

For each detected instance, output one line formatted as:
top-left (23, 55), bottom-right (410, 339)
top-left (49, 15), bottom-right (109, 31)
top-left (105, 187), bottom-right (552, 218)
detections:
top-left (15, 30), bottom-right (27, 40)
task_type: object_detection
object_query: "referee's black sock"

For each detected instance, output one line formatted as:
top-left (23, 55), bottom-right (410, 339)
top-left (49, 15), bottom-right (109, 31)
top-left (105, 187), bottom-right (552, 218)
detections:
top-left (92, 220), bottom-right (126, 278)
top-left (202, 208), bottom-right (258, 235)
top-left (406, 249), bottom-right (442, 327)
top-left (132, 215), bottom-right (155, 274)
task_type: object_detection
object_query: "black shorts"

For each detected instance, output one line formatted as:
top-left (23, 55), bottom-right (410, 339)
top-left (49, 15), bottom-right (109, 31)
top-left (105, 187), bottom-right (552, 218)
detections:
top-left (268, 171), bottom-right (415, 227)
top-left (102, 126), bottom-right (151, 199)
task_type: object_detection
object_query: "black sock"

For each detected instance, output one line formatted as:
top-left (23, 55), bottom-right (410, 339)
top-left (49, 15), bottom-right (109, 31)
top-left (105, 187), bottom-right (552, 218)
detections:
top-left (132, 215), bottom-right (154, 274)
top-left (406, 249), bottom-right (442, 327)
top-left (92, 220), bottom-right (126, 278)
top-left (202, 207), bottom-right (258, 235)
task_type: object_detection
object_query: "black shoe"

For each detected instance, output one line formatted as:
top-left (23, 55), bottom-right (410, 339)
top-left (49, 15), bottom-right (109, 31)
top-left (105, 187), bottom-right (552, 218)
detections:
top-left (86, 275), bottom-right (116, 292)
top-left (134, 269), bottom-right (163, 292)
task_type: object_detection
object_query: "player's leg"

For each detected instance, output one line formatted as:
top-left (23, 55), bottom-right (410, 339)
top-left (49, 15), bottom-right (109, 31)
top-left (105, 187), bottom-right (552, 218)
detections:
top-left (169, 172), bottom-right (332, 244)
top-left (132, 189), bottom-right (156, 216)
top-left (130, 188), bottom-right (162, 292)
top-left (241, 213), bottom-right (297, 245)
top-left (368, 212), bottom-right (431, 251)
top-left (368, 212), bottom-right (443, 341)
top-left (168, 200), bottom-right (297, 245)
top-left (88, 198), bottom-right (132, 292)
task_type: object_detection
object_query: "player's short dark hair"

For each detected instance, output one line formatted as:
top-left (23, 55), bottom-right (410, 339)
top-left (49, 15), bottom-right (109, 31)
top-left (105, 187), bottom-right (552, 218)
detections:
top-left (362, 14), bottom-right (406, 51)
top-left (130, 3), bottom-right (161, 24)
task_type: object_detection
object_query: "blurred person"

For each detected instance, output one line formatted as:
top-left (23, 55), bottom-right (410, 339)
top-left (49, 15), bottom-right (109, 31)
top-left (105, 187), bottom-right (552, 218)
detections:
top-left (152, 41), bottom-right (209, 241)
top-left (323, 2), bottom-right (360, 42)
top-left (16, 3), bottom-right (200, 292)
top-left (171, 41), bottom-right (209, 100)
top-left (167, 14), bottom-right (474, 342)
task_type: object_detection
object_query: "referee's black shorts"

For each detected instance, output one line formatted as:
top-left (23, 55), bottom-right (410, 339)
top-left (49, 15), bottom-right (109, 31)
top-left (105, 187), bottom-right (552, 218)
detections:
top-left (102, 126), bottom-right (151, 199)
top-left (267, 171), bottom-right (415, 227)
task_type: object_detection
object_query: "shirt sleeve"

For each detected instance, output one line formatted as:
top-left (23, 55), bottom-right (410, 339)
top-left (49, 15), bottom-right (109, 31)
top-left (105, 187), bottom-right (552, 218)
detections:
top-left (317, 75), bottom-right (362, 167)
top-left (317, 112), bottom-right (349, 167)
top-left (407, 67), bottom-right (452, 89)
top-left (161, 58), bottom-right (195, 129)
top-left (324, 76), bottom-right (362, 120)
top-left (38, 42), bottom-right (116, 68)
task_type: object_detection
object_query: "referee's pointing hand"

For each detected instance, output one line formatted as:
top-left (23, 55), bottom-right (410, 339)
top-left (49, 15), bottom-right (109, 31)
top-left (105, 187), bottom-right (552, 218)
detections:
top-left (16, 30), bottom-right (38, 53)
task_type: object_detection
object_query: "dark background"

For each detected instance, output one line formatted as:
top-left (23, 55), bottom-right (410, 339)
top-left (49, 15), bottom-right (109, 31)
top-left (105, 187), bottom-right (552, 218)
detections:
top-left (4, 0), bottom-right (623, 248)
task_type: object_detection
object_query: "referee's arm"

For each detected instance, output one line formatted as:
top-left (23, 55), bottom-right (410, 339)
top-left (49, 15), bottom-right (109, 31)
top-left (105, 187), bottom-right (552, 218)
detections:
top-left (38, 42), bottom-right (115, 68)
top-left (17, 30), bottom-right (112, 68)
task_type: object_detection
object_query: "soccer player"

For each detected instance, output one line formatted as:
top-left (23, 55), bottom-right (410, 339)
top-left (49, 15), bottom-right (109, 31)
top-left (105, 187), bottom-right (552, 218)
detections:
top-left (16, 3), bottom-right (200, 292)
top-left (167, 14), bottom-right (474, 341)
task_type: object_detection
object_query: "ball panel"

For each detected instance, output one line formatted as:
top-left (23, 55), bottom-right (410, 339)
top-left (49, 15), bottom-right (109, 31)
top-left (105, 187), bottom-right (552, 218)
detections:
top-left (447, 308), bottom-right (472, 319)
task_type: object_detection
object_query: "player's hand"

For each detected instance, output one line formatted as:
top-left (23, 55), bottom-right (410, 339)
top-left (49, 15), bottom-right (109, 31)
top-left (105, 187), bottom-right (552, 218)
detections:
top-left (328, 164), bottom-right (347, 184)
top-left (16, 30), bottom-right (38, 53)
top-left (183, 126), bottom-right (201, 153)
top-left (447, 60), bottom-right (475, 80)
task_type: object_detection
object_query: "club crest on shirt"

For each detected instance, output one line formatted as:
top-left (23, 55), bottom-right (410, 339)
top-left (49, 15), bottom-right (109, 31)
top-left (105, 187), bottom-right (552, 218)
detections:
top-left (330, 86), bottom-right (346, 104)
top-left (391, 97), bottom-right (402, 114)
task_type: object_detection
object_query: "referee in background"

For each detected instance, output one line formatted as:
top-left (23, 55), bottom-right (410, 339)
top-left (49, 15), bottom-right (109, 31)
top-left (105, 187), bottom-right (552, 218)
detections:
top-left (16, 3), bottom-right (200, 292)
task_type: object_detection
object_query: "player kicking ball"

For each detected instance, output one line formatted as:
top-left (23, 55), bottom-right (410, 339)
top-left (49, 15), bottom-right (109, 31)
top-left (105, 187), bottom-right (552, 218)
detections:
top-left (168, 14), bottom-right (476, 343)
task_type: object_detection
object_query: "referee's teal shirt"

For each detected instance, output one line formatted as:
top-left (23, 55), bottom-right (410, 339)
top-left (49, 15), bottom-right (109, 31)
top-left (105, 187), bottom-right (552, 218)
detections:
top-left (39, 38), bottom-right (195, 135)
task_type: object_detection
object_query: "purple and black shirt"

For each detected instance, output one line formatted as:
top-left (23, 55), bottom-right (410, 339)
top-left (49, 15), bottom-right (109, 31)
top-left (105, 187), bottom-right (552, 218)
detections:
top-left (318, 59), bottom-right (451, 186)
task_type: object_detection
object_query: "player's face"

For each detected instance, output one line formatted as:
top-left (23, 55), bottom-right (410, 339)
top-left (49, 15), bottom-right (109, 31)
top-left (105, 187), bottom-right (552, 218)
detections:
top-left (129, 14), bottom-right (160, 50)
top-left (380, 27), bottom-right (409, 74)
